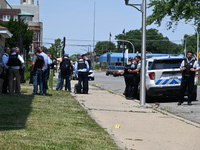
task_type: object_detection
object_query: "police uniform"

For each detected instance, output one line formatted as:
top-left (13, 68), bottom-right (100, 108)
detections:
top-left (178, 58), bottom-right (200, 105)
top-left (74, 59), bottom-right (89, 94)
top-left (124, 62), bottom-right (137, 99)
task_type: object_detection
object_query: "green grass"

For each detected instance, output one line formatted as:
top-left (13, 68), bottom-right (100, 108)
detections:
top-left (0, 89), bottom-right (121, 150)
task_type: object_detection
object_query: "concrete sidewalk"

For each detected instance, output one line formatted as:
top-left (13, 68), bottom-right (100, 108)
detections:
top-left (71, 80), bottom-right (200, 150)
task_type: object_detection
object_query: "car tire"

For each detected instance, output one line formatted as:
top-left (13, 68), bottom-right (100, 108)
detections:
top-left (106, 72), bottom-right (109, 76)
top-left (146, 93), bottom-right (153, 103)
top-left (91, 77), bottom-right (94, 80)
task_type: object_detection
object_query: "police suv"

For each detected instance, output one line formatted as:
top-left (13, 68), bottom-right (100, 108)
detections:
top-left (144, 55), bottom-right (198, 102)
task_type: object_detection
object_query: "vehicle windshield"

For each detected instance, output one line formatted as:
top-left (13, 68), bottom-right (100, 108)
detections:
top-left (149, 59), bottom-right (183, 70)
top-left (115, 66), bottom-right (124, 70)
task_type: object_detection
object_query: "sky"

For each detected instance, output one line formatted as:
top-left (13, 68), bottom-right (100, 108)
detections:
top-left (7, 0), bottom-right (196, 55)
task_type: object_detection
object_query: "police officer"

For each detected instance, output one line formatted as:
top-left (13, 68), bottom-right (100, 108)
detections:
top-left (132, 56), bottom-right (141, 99)
top-left (1, 47), bottom-right (10, 94)
top-left (74, 54), bottom-right (90, 94)
top-left (178, 51), bottom-right (200, 105)
top-left (6, 47), bottom-right (24, 95)
top-left (124, 57), bottom-right (136, 99)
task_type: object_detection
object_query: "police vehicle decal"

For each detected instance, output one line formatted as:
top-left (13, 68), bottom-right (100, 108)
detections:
top-left (155, 78), bottom-right (182, 85)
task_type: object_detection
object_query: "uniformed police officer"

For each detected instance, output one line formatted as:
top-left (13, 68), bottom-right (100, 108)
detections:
top-left (74, 54), bottom-right (90, 94)
top-left (178, 51), bottom-right (200, 105)
top-left (124, 57), bottom-right (135, 99)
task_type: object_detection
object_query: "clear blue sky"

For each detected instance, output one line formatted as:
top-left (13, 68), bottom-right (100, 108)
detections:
top-left (7, 0), bottom-right (196, 55)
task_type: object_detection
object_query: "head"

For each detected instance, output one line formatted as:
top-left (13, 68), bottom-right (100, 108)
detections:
top-left (186, 51), bottom-right (193, 60)
top-left (4, 47), bottom-right (11, 54)
top-left (35, 47), bottom-right (41, 54)
top-left (15, 47), bottom-right (20, 54)
top-left (128, 57), bottom-right (133, 62)
top-left (135, 56), bottom-right (141, 62)
top-left (81, 54), bottom-right (86, 59)
top-left (11, 47), bottom-right (17, 53)
top-left (38, 46), bottom-right (44, 53)
top-left (64, 53), bottom-right (69, 58)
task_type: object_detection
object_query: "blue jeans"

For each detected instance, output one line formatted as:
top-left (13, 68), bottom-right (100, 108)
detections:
top-left (56, 71), bottom-right (71, 91)
top-left (32, 69), bottom-right (43, 94)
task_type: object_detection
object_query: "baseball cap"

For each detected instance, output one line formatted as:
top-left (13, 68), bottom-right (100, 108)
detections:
top-left (64, 53), bottom-right (69, 57)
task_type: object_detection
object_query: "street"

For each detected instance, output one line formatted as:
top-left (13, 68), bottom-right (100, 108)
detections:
top-left (90, 70), bottom-right (200, 124)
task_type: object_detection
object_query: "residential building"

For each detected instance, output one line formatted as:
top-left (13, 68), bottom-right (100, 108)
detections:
top-left (0, 0), bottom-right (43, 53)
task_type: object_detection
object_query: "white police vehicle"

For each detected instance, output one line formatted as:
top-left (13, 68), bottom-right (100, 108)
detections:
top-left (143, 55), bottom-right (198, 102)
top-left (72, 70), bottom-right (94, 81)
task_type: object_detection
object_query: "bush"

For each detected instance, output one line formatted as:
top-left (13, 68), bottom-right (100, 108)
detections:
top-left (95, 64), bottom-right (100, 69)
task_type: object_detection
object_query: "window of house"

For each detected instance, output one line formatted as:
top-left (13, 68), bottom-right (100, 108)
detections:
top-left (13, 15), bottom-right (18, 20)
top-left (3, 15), bottom-right (10, 21)
top-left (19, 16), bottom-right (33, 22)
top-left (35, 32), bottom-right (40, 42)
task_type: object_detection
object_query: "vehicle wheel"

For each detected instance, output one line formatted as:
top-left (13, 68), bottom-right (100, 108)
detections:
top-left (191, 92), bottom-right (197, 101)
top-left (106, 72), bottom-right (109, 76)
top-left (91, 77), bottom-right (94, 80)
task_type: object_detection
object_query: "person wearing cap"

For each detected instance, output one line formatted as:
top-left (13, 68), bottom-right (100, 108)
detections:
top-left (56, 53), bottom-right (73, 92)
top-left (74, 54), bottom-right (90, 94)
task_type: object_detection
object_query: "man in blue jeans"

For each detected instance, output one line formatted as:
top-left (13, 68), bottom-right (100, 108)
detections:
top-left (31, 48), bottom-right (45, 95)
top-left (56, 53), bottom-right (73, 92)
top-left (74, 54), bottom-right (90, 94)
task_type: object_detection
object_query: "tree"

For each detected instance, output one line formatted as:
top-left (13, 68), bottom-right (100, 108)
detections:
top-left (147, 0), bottom-right (200, 30)
top-left (115, 29), bottom-right (182, 54)
top-left (48, 38), bottom-right (64, 58)
top-left (94, 41), bottom-right (117, 56)
top-left (1, 19), bottom-right (33, 55)
top-left (183, 34), bottom-right (197, 54)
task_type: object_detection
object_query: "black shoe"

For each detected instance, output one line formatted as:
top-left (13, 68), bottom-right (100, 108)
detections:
top-left (177, 102), bottom-right (183, 105)
top-left (188, 101), bottom-right (192, 105)
top-left (43, 93), bottom-right (52, 96)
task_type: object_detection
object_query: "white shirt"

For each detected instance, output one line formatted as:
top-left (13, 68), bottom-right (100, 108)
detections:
top-left (180, 58), bottom-right (200, 69)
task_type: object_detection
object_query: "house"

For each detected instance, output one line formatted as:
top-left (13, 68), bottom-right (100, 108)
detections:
top-left (0, 0), bottom-right (43, 53)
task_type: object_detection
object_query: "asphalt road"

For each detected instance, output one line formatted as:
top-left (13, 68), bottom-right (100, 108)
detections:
top-left (90, 70), bottom-right (200, 125)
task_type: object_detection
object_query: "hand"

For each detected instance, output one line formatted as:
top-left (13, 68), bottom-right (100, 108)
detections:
top-left (180, 67), bottom-right (186, 71)
top-left (190, 68), bottom-right (196, 72)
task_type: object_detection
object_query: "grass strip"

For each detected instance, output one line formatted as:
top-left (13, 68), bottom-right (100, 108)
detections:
top-left (0, 89), bottom-right (121, 150)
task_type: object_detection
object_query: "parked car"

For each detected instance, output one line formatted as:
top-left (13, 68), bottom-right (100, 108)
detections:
top-left (113, 66), bottom-right (124, 77)
top-left (138, 56), bottom-right (198, 102)
top-left (72, 70), bottom-right (94, 81)
top-left (88, 70), bottom-right (95, 80)
top-left (106, 65), bottom-right (115, 76)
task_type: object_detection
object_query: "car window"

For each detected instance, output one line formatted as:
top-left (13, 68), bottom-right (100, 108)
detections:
top-left (115, 66), bottom-right (124, 70)
top-left (149, 59), bottom-right (183, 70)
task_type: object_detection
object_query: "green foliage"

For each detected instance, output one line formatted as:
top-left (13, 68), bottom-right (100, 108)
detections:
top-left (147, 0), bottom-right (200, 30)
top-left (183, 34), bottom-right (197, 54)
top-left (94, 41), bottom-right (117, 56)
top-left (48, 38), bottom-right (64, 58)
top-left (95, 63), bottom-right (100, 69)
top-left (115, 29), bottom-right (182, 53)
top-left (0, 19), bottom-right (33, 54)
top-left (70, 54), bottom-right (81, 62)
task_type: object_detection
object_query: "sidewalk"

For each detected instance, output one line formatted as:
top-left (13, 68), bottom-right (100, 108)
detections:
top-left (71, 80), bottom-right (200, 150)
